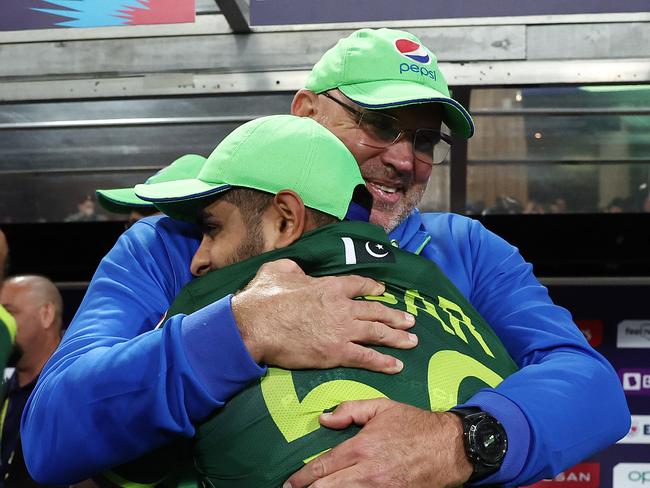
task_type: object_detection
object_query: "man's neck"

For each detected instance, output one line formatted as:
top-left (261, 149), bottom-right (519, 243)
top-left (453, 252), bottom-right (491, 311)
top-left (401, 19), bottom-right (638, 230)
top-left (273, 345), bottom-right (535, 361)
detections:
top-left (16, 338), bottom-right (60, 388)
top-left (16, 364), bottom-right (40, 388)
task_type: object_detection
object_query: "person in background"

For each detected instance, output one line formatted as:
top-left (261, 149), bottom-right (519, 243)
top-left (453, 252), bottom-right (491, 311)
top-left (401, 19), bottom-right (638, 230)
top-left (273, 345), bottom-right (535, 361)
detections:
top-left (481, 195), bottom-right (524, 215)
top-left (549, 197), bottom-right (568, 214)
top-left (96, 155), bottom-right (206, 229)
top-left (64, 196), bottom-right (107, 223)
top-left (603, 196), bottom-right (633, 213)
top-left (0, 229), bottom-right (17, 374)
top-left (23, 28), bottom-right (630, 488)
top-left (0, 275), bottom-right (63, 487)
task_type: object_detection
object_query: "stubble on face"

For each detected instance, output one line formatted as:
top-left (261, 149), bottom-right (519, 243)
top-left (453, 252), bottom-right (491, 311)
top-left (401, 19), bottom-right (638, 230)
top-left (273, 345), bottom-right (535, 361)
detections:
top-left (312, 93), bottom-right (440, 232)
top-left (222, 214), bottom-right (267, 268)
top-left (367, 175), bottom-right (427, 232)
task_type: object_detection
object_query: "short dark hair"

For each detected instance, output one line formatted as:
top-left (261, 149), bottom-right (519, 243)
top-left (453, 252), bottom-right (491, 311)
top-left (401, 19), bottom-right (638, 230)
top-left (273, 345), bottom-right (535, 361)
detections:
top-left (218, 188), bottom-right (338, 228)
top-left (131, 207), bottom-right (160, 218)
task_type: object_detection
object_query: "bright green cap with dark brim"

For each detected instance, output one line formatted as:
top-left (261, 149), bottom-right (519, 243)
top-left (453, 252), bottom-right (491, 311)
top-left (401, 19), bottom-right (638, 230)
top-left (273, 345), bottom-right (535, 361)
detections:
top-left (96, 154), bottom-right (206, 214)
top-left (306, 28), bottom-right (474, 139)
top-left (135, 115), bottom-right (366, 223)
top-left (96, 188), bottom-right (153, 214)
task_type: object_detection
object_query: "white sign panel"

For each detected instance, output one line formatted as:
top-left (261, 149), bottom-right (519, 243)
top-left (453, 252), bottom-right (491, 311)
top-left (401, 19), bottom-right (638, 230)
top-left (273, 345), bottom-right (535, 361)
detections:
top-left (617, 320), bottom-right (650, 348)
top-left (614, 464), bottom-right (650, 488)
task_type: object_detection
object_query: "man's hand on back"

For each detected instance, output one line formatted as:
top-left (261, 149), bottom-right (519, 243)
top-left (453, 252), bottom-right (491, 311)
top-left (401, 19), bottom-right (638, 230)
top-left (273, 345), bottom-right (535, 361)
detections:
top-left (284, 398), bottom-right (473, 488)
top-left (231, 259), bottom-right (417, 373)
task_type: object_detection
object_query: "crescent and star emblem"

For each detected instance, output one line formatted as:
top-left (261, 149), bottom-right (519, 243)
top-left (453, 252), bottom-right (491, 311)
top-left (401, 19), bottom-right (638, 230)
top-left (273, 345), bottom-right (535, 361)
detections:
top-left (365, 242), bottom-right (389, 258)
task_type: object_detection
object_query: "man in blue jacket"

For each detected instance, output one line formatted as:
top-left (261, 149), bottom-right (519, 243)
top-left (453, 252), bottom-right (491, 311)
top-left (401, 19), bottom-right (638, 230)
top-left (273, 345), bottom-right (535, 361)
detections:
top-left (22, 28), bottom-right (630, 488)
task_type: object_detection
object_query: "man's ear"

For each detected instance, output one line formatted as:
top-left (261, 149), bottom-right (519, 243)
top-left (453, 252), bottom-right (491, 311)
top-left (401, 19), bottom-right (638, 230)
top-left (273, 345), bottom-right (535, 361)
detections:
top-left (264, 190), bottom-right (307, 249)
top-left (39, 302), bottom-right (56, 330)
top-left (291, 89), bottom-right (321, 118)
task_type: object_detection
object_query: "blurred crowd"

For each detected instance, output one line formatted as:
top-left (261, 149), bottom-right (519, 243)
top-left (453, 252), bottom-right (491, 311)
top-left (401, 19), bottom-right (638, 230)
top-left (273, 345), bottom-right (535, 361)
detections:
top-left (468, 190), bottom-right (650, 215)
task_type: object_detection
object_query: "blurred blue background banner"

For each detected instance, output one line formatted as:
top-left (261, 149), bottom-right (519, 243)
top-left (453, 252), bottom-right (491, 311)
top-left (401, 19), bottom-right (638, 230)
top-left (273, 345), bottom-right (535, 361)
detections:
top-left (250, 0), bottom-right (650, 25)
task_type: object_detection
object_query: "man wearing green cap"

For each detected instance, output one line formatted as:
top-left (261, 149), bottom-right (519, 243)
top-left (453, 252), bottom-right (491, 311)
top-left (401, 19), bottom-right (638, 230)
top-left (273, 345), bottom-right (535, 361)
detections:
top-left (285, 30), bottom-right (626, 486)
top-left (96, 154), bottom-right (207, 228)
top-left (103, 114), bottom-right (517, 488)
top-left (23, 28), bottom-right (628, 488)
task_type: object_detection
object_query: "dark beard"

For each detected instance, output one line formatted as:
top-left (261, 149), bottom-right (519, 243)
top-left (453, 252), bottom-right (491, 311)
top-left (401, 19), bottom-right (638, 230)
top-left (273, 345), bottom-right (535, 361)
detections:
top-left (223, 217), bottom-right (267, 267)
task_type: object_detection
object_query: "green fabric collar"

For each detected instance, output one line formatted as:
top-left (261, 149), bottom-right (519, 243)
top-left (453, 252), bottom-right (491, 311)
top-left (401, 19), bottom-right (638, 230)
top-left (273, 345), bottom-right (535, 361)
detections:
top-left (301, 220), bottom-right (389, 245)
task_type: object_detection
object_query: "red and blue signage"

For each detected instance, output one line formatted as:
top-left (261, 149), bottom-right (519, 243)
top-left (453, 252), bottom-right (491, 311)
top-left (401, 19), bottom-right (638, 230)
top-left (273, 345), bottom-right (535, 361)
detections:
top-left (0, 0), bottom-right (194, 31)
top-left (523, 463), bottom-right (600, 488)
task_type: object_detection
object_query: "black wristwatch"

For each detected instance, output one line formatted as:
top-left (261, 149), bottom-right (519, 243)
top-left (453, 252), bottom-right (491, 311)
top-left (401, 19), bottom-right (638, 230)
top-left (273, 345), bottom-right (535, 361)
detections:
top-left (451, 407), bottom-right (508, 484)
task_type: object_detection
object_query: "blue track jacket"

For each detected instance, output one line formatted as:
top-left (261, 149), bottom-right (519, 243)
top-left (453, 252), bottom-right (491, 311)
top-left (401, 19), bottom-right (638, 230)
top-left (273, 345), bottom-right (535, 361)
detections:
top-left (21, 211), bottom-right (630, 486)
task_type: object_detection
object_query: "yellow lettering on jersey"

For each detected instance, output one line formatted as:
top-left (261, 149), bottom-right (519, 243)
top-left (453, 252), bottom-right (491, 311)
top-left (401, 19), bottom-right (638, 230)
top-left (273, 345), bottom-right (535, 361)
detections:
top-left (303, 448), bottom-right (331, 465)
top-left (404, 289), bottom-right (454, 335)
top-left (260, 368), bottom-right (387, 443)
top-left (427, 350), bottom-right (504, 411)
top-left (363, 291), bottom-right (398, 305)
top-left (437, 297), bottom-right (494, 358)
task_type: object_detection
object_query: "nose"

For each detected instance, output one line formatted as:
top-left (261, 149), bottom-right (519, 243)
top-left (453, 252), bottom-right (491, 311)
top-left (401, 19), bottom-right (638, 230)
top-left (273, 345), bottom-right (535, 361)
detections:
top-left (190, 237), bottom-right (212, 277)
top-left (381, 134), bottom-right (416, 174)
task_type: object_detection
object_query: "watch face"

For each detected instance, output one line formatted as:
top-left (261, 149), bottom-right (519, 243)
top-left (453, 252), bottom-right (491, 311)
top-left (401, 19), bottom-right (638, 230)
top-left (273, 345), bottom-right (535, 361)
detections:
top-left (473, 420), bottom-right (507, 465)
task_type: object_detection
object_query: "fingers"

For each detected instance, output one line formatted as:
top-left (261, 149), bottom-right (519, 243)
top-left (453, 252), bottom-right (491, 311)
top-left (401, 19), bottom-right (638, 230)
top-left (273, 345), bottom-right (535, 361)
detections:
top-left (238, 266), bottom-right (417, 372)
top-left (351, 300), bottom-right (415, 330)
top-left (334, 274), bottom-right (386, 299)
top-left (287, 466), bottom-right (366, 488)
top-left (339, 343), bottom-right (403, 373)
top-left (284, 441), bottom-right (358, 488)
top-left (353, 319), bottom-right (418, 349)
top-left (319, 399), bottom-right (395, 429)
top-left (349, 300), bottom-right (418, 350)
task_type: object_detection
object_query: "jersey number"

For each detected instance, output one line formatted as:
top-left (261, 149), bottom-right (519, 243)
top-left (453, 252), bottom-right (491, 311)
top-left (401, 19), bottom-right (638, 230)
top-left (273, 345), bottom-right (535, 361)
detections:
top-left (260, 350), bottom-right (503, 443)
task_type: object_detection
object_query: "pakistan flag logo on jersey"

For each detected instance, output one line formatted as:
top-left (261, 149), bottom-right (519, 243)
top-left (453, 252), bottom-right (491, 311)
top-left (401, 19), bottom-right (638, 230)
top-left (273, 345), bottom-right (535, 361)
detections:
top-left (341, 237), bottom-right (395, 264)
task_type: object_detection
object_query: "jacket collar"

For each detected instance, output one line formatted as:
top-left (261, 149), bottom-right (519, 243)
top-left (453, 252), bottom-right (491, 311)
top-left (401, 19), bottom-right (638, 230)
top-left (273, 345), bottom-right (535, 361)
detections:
top-left (388, 209), bottom-right (431, 255)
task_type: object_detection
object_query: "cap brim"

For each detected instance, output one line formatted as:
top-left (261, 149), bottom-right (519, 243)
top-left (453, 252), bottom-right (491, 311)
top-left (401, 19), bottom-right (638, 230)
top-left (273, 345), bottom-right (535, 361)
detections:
top-left (134, 179), bottom-right (230, 203)
top-left (96, 188), bottom-right (153, 214)
top-left (134, 179), bottom-right (232, 222)
top-left (339, 81), bottom-right (474, 139)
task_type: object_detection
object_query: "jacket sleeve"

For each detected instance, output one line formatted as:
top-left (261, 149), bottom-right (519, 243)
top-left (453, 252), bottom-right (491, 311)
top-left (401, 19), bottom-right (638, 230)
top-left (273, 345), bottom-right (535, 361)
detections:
top-left (428, 215), bottom-right (630, 487)
top-left (20, 217), bottom-right (264, 485)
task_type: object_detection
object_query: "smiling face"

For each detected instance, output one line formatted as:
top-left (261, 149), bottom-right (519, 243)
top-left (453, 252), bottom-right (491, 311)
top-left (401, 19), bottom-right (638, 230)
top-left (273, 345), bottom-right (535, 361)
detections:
top-left (311, 92), bottom-right (444, 231)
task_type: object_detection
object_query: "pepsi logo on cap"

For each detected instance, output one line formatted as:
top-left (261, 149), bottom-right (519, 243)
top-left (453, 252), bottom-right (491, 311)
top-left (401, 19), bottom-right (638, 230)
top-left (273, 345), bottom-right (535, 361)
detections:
top-left (394, 39), bottom-right (431, 64)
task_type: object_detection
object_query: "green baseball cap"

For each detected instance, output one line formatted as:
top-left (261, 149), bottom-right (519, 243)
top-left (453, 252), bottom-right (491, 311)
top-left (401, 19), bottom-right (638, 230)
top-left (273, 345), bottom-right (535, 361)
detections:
top-left (96, 154), bottom-right (206, 214)
top-left (306, 28), bottom-right (474, 139)
top-left (134, 115), bottom-right (367, 222)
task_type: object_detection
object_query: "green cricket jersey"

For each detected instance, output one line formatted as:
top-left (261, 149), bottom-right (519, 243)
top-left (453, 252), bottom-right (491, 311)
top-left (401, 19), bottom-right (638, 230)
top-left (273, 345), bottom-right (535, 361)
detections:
top-left (0, 305), bottom-right (16, 371)
top-left (166, 221), bottom-right (518, 488)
